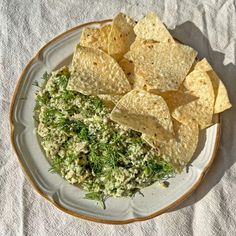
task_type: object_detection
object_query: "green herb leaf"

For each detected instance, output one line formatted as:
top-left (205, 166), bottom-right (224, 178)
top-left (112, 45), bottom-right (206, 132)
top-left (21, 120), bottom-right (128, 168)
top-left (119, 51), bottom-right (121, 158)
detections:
top-left (146, 159), bottom-right (174, 178)
top-left (32, 81), bottom-right (40, 87)
top-left (101, 144), bottom-right (119, 168)
top-left (49, 157), bottom-right (63, 174)
top-left (93, 97), bottom-right (104, 110)
top-left (89, 148), bottom-right (103, 174)
top-left (42, 72), bottom-right (50, 81)
top-left (84, 192), bottom-right (106, 209)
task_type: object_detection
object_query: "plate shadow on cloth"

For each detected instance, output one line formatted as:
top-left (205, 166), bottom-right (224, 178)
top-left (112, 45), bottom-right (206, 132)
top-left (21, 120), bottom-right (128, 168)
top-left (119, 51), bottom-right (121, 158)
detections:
top-left (168, 21), bottom-right (236, 211)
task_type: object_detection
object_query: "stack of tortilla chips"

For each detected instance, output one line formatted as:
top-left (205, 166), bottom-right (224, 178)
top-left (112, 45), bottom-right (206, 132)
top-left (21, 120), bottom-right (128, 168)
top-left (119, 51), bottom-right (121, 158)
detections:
top-left (67, 12), bottom-right (231, 171)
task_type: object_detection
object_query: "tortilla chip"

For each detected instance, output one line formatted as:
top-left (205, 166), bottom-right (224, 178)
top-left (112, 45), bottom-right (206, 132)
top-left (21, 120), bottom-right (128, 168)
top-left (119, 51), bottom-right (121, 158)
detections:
top-left (134, 12), bottom-right (174, 43)
top-left (124, 43), bottom-right (197, 91)
top-left (194, 58), bottom-right (231, 113)
top-left (67, 45), bottom-right (131, 95)
top-left (142, 119), bottom-right (199, 171)
top-left (194, 58), bottom-right (212, 71)
top-left (108, 13), bottom-right (136, 61)
top-left (98, 94), bottom-right (122, 108)
top-left (130, 37), bottom-right (158, 50)
top-left (172, 70), bottom-right (215, 129)
top-left (110, 89), bottom-right (173, 141)
top-left (159, 91), bottom-right (198, 112)
top-left (118, 58), bottom-right (146, 89)
top-left (79, 24), bottom-right (111, 52)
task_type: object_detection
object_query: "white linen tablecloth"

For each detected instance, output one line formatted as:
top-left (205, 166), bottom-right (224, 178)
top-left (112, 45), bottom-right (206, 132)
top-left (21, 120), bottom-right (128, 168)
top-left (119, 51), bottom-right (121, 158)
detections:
top-left (0, 0), bottom-right (236, 235)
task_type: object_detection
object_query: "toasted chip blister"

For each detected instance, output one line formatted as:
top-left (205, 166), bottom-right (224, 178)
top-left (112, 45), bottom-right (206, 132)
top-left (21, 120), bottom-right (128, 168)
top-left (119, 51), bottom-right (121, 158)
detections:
top-left (130, 37), bottom-right (158, 51)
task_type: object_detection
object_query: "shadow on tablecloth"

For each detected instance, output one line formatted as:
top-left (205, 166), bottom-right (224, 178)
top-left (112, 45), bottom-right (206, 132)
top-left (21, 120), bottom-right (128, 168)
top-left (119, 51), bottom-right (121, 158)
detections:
top-left (168, 21), bottom-right (236, 211)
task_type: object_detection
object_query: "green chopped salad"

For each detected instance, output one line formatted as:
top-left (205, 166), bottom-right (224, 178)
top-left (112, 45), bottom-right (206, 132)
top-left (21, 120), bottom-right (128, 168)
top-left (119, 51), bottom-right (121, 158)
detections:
top-left (34, 67), bottom-right (174, 208)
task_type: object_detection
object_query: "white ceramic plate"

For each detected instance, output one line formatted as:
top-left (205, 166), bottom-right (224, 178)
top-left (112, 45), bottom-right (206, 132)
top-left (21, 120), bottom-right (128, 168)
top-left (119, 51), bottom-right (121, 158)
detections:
top-left (10, 20), bottom-right (220, 224)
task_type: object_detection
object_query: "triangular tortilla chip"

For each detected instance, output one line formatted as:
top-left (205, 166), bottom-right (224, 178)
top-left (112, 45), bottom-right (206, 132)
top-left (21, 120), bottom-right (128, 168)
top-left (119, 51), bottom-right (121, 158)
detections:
top-left (159, 91), bottom-right (198, 112)
top-left (172, 70), bottom-right (215, 129)
top-left (79, 24), bottom-right (111, 53)
top-left (108, 13), bottom-right (136, 61)
top-left (142, 119), bottom-right (199, 171)
top-left (134, 12), bottom-right (174, 43)
top-left (194, 58), bottom-right (231, 113)
top-left (110, 89), bottom-right (173, 141)
top-left (67, 45), bottom-right (131, 95)
top-left (125, 43), bottom-right (197, 91)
